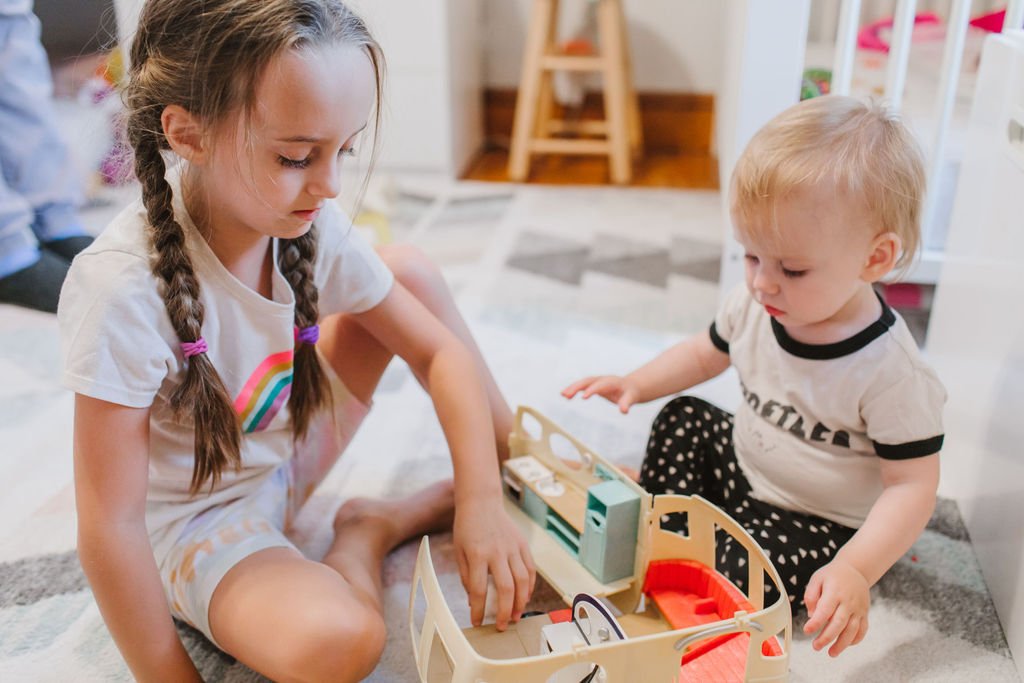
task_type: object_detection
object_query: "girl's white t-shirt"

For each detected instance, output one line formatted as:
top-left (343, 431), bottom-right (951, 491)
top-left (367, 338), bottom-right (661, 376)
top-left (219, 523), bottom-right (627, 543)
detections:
top-left (58, 180), bottom-right (393, 560)
top-left (711, 284), bottom-right (946, 528)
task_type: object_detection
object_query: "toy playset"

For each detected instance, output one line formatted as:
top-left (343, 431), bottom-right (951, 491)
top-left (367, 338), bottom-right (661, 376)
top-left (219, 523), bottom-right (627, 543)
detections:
top-left (409, 407), bottom-right (791, 682)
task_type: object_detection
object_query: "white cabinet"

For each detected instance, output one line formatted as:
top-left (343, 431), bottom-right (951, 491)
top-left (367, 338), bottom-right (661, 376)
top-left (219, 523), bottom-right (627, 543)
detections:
top-left (715, 0), bottom-right (811, 301)
top-left (347, 0), bottom-right (484, 175)
top-left (928, 30), bottom-right (1024, 671)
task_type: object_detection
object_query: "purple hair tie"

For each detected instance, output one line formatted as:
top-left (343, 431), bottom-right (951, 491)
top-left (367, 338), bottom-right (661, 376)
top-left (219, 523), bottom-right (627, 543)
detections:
top-left (181, 338), bottom-right (208, 359)
top-left (294, 324), bottom-right (320, 345)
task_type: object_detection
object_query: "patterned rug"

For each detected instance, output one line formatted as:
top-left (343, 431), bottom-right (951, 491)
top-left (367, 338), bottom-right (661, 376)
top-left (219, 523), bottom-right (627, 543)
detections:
top-left (0, 183), bottom-right (1018, 681)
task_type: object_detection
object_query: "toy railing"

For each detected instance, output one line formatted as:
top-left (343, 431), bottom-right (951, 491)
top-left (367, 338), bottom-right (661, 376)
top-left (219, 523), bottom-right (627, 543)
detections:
top-left (408, 407), bottom-right (791, 682)
top-left (412, 536), bottom-right (684, 682)
top-left (645, 493), bottom-right (791, 681)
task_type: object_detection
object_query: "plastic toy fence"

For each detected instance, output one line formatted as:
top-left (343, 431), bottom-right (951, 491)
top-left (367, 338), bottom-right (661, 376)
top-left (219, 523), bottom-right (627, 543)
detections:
top-left (409, 406), bottom-right (791, 682)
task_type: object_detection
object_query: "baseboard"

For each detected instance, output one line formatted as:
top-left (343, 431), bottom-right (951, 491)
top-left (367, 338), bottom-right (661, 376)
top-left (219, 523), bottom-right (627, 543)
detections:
top-left (482, 88), bottom-right (715, 155)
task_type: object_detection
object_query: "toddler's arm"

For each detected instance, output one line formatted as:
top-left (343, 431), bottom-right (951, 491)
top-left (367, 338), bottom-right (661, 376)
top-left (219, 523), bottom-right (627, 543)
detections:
top-left (74, 395), bottom-right (202, 682)
top-left (803, 453), bottom-right (940, 656)
top-left (563, 328), bottom-right (730, 412)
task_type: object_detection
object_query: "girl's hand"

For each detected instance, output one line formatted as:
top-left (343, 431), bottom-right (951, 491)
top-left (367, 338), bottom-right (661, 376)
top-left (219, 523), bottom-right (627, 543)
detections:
top-left (561, 375), bottom-right (639, 413)
top-left (803, 558), bottom-right (870, 657)
top-left (453, 497), bottom-right (535, 630)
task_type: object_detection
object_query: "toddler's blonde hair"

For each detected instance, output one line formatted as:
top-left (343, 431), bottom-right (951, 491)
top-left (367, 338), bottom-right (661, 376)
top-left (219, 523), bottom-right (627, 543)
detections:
top-left (731, 95), bottom-right (926, 274)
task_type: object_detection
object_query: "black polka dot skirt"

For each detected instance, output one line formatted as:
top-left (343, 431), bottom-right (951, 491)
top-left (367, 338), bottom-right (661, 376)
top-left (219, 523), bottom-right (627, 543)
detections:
top-left (639, 395), bottom-right (857, 613)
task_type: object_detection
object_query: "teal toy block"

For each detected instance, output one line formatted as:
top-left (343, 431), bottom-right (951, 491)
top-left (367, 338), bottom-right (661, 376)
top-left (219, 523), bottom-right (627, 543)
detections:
top-left (578, 480), bottom-right (640, 583)
top-left (545, 510), bottom-right (581, 557)
top-left (522, 487), bottom-right (549, 526)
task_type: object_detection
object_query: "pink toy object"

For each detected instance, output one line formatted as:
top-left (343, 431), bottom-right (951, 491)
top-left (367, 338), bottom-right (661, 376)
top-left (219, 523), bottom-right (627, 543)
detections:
top-left (858, 12), bottom-right (943, 52)
top-left (970, 9), bottom-right (1006, 33)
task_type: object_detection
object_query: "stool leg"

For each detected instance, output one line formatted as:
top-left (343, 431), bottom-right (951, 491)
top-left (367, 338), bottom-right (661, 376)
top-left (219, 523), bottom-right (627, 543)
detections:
top-left (616, 0), bottom-right (643, 156)
top-left (536, 72), bottom-right (556, 139)
top-left (509, 0), bottom-right (556, 182)
top-left (535, 1), bottom-right (560, 140)
top-left (597, 0), bottom-right (632, 184)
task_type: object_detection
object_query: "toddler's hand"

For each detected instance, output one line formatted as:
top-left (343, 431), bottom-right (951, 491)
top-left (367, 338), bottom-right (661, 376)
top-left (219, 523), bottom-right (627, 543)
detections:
top-left (803, 558), bottom-right (870, 657)
top-left (561, 375), bottom-right (639, 413)
top-left (453, 497), bottom-right (535, 631)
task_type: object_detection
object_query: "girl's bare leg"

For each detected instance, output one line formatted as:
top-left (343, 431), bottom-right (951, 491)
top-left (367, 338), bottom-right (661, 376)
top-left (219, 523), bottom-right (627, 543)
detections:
top-left (207, 481), bottom-right (454, 683)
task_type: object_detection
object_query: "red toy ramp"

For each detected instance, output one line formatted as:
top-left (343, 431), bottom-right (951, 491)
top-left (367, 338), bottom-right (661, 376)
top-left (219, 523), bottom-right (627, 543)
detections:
top-left (642, 559), bottom-right (783, 680)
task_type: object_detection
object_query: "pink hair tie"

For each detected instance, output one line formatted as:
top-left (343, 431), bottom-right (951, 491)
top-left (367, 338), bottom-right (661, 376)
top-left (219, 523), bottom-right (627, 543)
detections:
top-left (181, 338), bottom-right (208, 359)
top-left (294, 325), bottom-right (320, 345)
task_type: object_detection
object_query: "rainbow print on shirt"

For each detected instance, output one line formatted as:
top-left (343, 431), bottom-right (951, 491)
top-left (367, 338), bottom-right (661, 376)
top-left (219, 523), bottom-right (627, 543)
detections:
top-left (234, 350), bottom-right (294, 433)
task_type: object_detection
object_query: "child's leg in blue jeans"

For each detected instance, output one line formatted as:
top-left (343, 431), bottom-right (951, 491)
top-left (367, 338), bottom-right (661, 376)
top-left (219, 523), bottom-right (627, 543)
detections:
top-left (640, 395), bottom-right (856, 613)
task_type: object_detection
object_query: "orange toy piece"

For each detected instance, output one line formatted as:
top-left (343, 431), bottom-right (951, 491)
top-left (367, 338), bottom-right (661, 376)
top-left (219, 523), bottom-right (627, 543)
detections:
top-left (547, 607), bottom-right (573, 624)
top-left (642, 559), bottom-right (783, 680)
top-left (678, 633), bottom-right (754, 683)
top-left (561, 38), bottom-right (595, 56)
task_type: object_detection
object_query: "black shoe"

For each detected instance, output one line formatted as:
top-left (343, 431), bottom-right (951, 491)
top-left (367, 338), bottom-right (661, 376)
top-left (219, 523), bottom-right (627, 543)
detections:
top-left (0, 250), bottom-right (71, 313)
top-left (43, 235), bottom-right (94, 262)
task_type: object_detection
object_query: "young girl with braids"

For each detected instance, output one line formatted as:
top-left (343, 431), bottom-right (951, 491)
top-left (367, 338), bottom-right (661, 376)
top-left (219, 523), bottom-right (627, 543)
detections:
top-left (57, 1), bottom-right (533, 680)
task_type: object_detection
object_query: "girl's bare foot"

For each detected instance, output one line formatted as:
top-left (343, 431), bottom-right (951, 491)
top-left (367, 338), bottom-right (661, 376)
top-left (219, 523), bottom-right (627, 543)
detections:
top-left (332, 478), bottom-right (455, 558)
top-left (320, 480), bottom-right (455, 614)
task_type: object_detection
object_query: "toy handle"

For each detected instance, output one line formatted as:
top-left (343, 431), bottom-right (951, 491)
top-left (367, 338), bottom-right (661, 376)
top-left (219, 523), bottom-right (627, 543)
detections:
top-left (673, 618), bottom-right (763, 652)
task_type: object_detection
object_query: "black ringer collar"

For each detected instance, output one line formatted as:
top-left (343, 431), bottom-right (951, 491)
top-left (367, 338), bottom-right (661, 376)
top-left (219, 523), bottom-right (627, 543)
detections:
top-left (771, 292), bottom-right (896, 360)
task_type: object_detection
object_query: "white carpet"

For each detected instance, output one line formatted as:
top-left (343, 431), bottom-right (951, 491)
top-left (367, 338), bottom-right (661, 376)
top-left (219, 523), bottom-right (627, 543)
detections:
top-left (0, 181), bottom-right (1018, 682)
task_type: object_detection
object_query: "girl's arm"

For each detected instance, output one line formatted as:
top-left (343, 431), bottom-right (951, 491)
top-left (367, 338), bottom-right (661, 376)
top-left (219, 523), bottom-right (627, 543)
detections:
top-left (74, 395), bottom-right (202, 682)
top-left (353, 282), bottom-right (534, 629)
top-left (803, 453), bottom-right (939, 656)
top-left (564, 329), bottom-right (731, 411)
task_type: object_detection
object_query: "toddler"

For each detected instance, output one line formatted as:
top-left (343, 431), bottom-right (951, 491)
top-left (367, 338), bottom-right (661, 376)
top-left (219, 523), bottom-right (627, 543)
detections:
top-left (564, 95), bottom-right (945, 658)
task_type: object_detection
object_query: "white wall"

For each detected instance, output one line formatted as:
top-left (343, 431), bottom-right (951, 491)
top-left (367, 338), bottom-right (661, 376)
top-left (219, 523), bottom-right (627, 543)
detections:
top-left (114, 0), bottom-right (483, 175)
top-left (716, 0), bottom-right (811, 299)
top-left (482, 0), bottom-right (727, 93)
top-left (927, 31), bottom-right (1024, 671)
top-left (343, 0), bottom-right (484, 174)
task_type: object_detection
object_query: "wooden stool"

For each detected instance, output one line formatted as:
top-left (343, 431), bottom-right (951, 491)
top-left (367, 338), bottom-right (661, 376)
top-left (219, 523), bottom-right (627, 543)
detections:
top-left (508, 0), bottom-right (642, 185)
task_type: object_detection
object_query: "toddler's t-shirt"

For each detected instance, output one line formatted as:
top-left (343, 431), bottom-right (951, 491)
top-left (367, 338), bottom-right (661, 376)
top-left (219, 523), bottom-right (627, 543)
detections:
top-left (710, 284), bottom-right (945, 527)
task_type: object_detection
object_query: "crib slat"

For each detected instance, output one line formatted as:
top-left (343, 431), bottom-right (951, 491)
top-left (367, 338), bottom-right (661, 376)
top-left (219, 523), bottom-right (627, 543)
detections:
top-left (832, 0), bottom-right (863, 95)
top-left (921, 0), bottom-right (972, 242)
top-left (884, 0), bottom-right (917, 111)
top-left (1006, 0), bottom-right (1024, 31)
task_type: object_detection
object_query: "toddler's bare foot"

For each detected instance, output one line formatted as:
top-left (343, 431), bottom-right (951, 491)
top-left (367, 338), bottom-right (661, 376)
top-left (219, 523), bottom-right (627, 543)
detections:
top-left (332, 479), bottom-right (455, 557)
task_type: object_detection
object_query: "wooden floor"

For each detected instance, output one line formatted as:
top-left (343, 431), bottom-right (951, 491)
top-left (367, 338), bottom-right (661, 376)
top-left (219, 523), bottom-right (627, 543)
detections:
top-left (462, 90), bottom-right (719, 189)
top-left (463, 148), bottom-right (719, 189)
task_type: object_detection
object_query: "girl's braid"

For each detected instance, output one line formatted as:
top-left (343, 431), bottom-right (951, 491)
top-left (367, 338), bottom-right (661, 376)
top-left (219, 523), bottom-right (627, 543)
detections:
top-left (129, 116), bottom-right (242, 494)
top-left (279, 228), bottom-right (331, 439)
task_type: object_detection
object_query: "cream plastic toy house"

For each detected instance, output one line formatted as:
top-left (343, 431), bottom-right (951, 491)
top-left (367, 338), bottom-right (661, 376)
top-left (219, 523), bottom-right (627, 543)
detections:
top-left (409, 407), bottom-right (791, 682)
